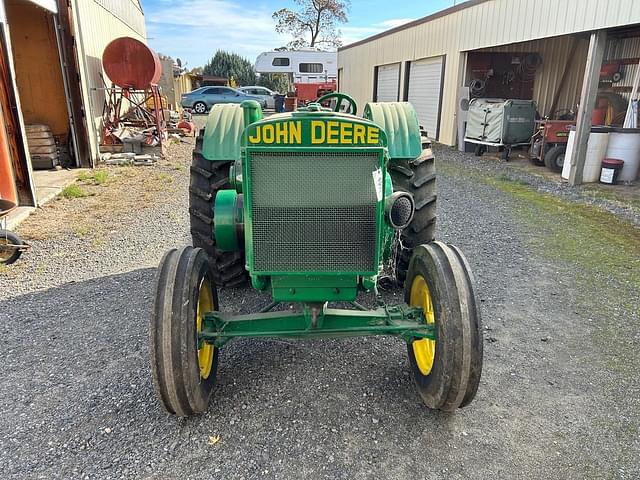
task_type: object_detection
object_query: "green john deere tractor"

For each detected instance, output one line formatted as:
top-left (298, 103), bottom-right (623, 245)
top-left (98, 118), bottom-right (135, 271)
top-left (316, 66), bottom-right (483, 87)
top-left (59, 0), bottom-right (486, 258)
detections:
top-left (150, 93), bottom-right (483, 416)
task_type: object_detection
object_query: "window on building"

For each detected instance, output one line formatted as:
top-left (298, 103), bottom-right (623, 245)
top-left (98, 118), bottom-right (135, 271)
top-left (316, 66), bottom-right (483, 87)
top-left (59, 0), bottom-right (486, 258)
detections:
top-left (272, 57), bottom-right (290, 66)
top-left (299, 63), bottom-right (324, 73)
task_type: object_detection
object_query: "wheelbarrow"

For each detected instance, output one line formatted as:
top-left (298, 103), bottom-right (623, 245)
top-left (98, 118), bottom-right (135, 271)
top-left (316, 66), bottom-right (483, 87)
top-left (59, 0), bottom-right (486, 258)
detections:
top-left (0, 199), bottom-right (29, 265)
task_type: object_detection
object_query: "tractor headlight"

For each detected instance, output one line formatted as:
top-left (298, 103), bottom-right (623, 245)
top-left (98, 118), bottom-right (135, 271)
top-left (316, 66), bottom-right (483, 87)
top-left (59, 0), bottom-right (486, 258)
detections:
top-left (385, 191), bottom-right (415, 230)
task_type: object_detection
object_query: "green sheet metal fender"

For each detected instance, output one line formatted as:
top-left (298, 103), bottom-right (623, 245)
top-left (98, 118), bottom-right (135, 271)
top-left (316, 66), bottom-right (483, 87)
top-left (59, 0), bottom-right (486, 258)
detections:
top-left (363, 102), bottom-right (422, 159)
top-left (201, 104), bottom-right (245, 161)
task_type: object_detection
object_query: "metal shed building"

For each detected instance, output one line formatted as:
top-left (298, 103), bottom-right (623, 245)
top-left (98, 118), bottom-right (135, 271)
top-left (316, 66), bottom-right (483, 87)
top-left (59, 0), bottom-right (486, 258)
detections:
top-left (338, 0), bottom-right (640, 183)
top-left (0, 0), bottom-right (146, 208)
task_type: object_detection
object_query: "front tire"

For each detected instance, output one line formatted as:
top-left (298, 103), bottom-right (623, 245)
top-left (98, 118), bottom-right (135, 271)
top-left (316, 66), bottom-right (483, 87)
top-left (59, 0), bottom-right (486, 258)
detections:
top-left (544, 145), bottom-right (566, 172)
top-left (149, 246), bottom-right (219, 416)
top-left (405, 242), bottom-right (483, 411)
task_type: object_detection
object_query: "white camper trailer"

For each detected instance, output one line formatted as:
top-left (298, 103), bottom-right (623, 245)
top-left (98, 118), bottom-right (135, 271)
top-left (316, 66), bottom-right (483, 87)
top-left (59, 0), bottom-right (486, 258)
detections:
top-left (255, 50), bottom-right (337, 83)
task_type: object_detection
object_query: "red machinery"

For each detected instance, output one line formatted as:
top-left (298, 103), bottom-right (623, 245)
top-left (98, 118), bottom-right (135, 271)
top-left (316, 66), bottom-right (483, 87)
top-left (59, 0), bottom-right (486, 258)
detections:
top-left (600, 62), bottom-right (623, 83)
top-left (529, 120), bottom-right (574, 172)
top-left (294, 81), bottom-right (337, 103)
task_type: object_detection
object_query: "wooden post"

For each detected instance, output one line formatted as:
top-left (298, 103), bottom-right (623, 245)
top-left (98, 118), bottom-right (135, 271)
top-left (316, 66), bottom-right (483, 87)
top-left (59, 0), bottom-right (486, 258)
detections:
top-left (568, 30), bottom-right (607, 186)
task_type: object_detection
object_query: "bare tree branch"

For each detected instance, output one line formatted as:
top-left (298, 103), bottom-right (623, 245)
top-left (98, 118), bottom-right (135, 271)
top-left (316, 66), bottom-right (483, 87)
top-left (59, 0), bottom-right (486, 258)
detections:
top-left (272, 0), bottom-right (349, 49)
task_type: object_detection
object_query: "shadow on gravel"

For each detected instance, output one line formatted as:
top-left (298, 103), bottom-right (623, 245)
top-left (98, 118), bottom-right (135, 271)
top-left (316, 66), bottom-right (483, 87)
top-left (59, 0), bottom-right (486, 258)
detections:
top-left (2, 268), bottom-right (466, 478)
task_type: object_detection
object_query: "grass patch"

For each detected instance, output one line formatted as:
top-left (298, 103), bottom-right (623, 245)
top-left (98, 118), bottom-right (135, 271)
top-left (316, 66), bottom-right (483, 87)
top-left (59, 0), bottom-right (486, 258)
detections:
top-left (487, 175), bottom-right (640, 284)
top-left (78, 170), bottom-right (109, 185)
top-left (91, 237), bottom-right (105, 248)
top-left (0, 263), bottom-right (7, 274)
top-left (496, 173), bottom-right (531, 186)
top-left (71, 223), bottom-right (91, 237)
top-left (60, 184), bottom-right (89, 199)
top-left (157, 172), bottom-right (174, 183)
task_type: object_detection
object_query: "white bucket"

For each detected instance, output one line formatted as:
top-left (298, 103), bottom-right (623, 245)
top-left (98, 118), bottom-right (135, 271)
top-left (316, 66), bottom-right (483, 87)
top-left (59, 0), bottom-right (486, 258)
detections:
top-left (562, 129), bottom-right (610, 182)
top-left (605, 130), bottom-right (640, 182)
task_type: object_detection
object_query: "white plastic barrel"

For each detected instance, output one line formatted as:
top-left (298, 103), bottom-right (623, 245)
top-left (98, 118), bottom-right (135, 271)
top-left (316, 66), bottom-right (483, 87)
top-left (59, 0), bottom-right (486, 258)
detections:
top-left (605, 130), bottom-right (640, 182)
top-left (562, 129), bottom-right (610, 182)
top-left (561, 131), bottom-right (575, 180)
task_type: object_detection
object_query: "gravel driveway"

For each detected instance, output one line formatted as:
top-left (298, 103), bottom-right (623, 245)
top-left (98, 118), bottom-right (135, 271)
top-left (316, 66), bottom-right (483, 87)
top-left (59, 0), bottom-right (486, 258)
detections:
top-left (1, 123), bottom-right (638, 479)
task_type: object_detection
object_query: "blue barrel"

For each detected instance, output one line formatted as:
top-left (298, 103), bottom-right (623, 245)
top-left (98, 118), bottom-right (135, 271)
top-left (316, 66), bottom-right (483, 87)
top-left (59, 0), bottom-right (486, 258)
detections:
top-left (274, 94), bottom-right (285, 113)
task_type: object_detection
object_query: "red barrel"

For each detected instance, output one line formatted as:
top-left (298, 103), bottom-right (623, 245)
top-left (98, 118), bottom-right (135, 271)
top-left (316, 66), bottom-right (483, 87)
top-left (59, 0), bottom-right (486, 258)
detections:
top-left (284, 96), bottom-right (298, 112)
top-left (591, 107), bottom-right (607, 125)
top-left (102, 37), bottom-right (161, 89)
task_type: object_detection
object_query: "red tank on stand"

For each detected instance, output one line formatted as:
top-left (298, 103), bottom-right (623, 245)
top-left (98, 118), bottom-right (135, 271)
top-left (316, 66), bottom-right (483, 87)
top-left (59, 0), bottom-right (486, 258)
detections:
top-left (102, 37), bottom-right (161, 90)
top-left (100, 37), bottom-right (166, 150)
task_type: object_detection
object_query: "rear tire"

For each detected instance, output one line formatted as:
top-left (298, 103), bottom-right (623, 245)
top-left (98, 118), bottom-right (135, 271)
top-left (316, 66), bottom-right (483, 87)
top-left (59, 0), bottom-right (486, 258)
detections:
top-left (544, 145), bottom-right (566, 172)
top-left (149, 246), bottom-right (219, 416)
top-left (405, 242), bottom-right (483, 411)
top-left (389, 148), bottom-right (437, 285)
top-left (189, 130), bottom-right (248, 287)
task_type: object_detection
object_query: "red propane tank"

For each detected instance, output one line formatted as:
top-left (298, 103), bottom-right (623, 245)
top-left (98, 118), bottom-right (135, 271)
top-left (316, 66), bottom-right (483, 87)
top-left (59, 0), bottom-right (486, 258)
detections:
top-left (102, 37), bottom-right (161, 90)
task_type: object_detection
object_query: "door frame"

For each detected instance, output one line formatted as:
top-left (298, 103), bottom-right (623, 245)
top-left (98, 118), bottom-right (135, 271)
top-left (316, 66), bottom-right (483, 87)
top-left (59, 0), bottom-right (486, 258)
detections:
top-left (55, 0), bottom-right (91, 167)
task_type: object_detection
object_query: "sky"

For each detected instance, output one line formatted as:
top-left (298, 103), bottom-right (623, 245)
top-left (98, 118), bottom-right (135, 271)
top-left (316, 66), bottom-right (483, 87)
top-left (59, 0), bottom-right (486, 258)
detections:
top-left (141, 0), bottom-right (463, 68)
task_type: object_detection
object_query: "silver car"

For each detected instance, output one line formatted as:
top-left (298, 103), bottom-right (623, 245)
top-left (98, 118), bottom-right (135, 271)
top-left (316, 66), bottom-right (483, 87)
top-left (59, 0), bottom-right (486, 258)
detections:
top-left (237, 86), bottom-right (278, 109)
top-left (181, 86), bottom-right (267, 114)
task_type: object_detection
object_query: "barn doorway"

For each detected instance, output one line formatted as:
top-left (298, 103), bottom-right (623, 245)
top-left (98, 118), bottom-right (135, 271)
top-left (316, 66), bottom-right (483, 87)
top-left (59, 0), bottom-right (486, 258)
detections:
top-left (5, 0), bottom-right (87, 173)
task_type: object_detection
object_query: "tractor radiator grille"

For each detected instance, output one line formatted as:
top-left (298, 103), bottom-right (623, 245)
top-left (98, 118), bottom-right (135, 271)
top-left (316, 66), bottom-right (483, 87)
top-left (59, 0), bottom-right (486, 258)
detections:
top-left (249, 151), bottom-right (380, 273)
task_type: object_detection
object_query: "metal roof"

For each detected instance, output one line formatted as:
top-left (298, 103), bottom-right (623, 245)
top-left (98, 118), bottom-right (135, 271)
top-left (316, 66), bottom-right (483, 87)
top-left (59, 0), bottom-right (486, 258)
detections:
top-left (339, 0), bottom-right (491, 51)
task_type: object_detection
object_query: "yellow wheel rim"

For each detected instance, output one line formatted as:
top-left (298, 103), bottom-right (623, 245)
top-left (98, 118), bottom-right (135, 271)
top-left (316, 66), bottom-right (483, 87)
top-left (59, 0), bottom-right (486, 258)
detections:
top-left (196, 278), bottom-right (215, 379)
top-left (410, 275), bottom-right (436, 376)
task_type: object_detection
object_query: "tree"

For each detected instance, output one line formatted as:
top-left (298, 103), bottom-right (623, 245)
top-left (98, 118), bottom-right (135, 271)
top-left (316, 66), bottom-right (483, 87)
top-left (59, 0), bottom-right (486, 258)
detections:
top-left (257, 73), bottom-right (290, 93)
top-left (273, 0), bottom-right (349, 49)
top-left (203, 50), bottom-right (256, 86)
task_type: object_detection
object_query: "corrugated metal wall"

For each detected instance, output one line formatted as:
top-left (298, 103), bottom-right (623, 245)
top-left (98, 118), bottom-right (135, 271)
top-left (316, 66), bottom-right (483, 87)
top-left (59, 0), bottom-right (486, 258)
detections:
top-left (474, 36), bottom-right (591, 117)
top-left (338, 0), bottom-right (640, 145)
top-left (72, 0), bottom-right (146, 163)
top-left (605, 36), bottom-right (640, 102)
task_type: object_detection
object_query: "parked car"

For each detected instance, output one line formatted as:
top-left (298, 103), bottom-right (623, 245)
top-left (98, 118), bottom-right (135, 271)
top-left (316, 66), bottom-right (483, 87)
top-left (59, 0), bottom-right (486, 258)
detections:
top-left (181, 86), bottom-right (267, 114)
top-left (237, 86), bottom-right (279, 109)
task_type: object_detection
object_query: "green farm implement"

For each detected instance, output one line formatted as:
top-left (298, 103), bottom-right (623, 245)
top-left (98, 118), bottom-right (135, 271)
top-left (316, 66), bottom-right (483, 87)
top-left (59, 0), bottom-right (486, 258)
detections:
top-left (150, 93), bottom-right (483, 416)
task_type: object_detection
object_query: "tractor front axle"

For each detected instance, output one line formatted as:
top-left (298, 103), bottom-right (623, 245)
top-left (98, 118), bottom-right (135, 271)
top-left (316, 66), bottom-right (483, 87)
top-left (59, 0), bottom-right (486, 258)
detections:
top-left (199, 304), bottom-right (435, 348)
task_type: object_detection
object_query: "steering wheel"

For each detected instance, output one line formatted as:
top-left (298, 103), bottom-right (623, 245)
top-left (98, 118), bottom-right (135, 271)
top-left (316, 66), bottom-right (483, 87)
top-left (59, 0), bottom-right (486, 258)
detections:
top-left (316, 93), bottom-right (358, 115)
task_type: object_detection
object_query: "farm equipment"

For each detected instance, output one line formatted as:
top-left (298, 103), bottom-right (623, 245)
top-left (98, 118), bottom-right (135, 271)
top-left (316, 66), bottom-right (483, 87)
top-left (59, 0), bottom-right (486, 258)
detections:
top-left (149, 93), bottom-right (483, 416)
top-left (465, 98), bottom-right (536, 160)
top-left (529, 119), bottom-right (574, 172)
top-left (294, 80), bottom-right (337, 104)
top-left (0, 199), bottom-right (28, 265)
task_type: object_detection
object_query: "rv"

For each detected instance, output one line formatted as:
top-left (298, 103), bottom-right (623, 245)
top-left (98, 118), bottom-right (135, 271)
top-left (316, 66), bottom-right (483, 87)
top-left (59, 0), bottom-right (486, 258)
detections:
top-left (255, 50), bottom-right (337, 84)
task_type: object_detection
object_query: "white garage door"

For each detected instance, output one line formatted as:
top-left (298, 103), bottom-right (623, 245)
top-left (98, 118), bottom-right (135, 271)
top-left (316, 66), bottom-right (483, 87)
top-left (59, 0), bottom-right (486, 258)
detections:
top-left (375, 63), bottom-right (400, 102)
top-left (407, 56), bottom-right (444, 140)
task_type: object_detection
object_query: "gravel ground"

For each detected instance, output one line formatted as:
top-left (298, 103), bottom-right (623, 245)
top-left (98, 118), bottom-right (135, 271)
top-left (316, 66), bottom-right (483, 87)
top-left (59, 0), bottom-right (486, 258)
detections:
top-left (0, 123), bottom-right (638, 479)
top-left (444, 146), bottom-right (640, 226)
